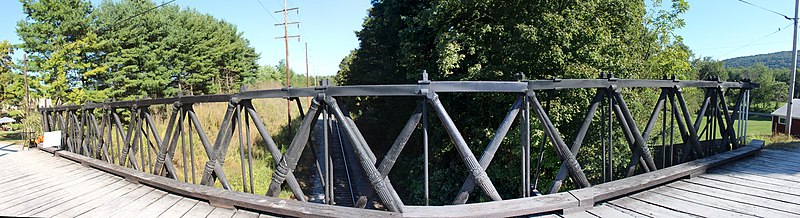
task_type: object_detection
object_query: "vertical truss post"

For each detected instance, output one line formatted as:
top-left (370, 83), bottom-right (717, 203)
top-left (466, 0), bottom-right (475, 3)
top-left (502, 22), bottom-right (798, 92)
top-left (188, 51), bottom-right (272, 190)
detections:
top-left (243, 103), bottom-right (255, 193)
top-left (521, 94), bottom-right (531, 198)
top-left (235, 104), bottom-right (248, 193)
top-left (180, 106), bottom-right (188, 182)
top-left (419, 71), bottom-right (431, 206)
top-left (323, 98), bottom-right (332, 205)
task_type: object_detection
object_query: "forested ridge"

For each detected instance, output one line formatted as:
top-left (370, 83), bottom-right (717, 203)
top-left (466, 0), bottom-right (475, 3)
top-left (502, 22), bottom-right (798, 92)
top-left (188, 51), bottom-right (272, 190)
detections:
top-left (723, 51), bottom-right (793, 69)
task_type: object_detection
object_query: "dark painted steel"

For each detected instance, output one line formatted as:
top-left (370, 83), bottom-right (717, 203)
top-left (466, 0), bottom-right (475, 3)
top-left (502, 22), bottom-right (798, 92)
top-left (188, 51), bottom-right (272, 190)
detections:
top-left (325, 97), bottom-right (405, 212)
top-left (528, 91), bottom-right (591, 188)
top-left (242, 101), bottom-right (307, 201)
top-left (36, 78), bottom-right (757, 216)
top-left (453, 96), bottom-right (523, 204)
top-left (266, 96), bottom-right (322, 197)
top-left (549, 91), bottom-right (604, 193)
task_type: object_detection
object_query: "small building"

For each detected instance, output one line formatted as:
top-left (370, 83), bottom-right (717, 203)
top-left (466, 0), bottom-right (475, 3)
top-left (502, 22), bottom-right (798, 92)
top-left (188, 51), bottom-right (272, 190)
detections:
top-left (771, 99), bottom-right (800, 136)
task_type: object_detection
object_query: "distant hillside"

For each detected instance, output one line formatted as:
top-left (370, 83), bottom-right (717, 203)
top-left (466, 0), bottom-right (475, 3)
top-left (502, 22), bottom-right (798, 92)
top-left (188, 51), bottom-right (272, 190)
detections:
top-left (723, 51), bottom-right (792, 69)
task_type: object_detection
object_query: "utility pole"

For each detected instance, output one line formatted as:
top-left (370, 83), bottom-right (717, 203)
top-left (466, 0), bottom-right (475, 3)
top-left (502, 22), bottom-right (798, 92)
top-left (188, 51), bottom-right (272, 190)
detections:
top-left (787, 0), bottom-right (799, 134)
top-left (305, 42), bottom-right (310, 105)
top-left (275, 0), bottom-right (299, 139)
top-left (23, 53), bottom-right (29, 110)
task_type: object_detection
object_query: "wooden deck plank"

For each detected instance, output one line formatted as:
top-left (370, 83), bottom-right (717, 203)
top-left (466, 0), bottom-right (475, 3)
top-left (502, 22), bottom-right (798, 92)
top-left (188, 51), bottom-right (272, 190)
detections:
top-left (685, 177), bottom-right (800, 204)
top-left (584, 204), bottom-right (639, 217)
top-left (750, 153), bottom-right (800, 170)
top-left (181, 201), bottom-right (215, 218)
top-left (157, 198), bottom-right (199, 218)
top-left (608, 196), bottom-right (696, 218)
top-left (719, 165), bottom-right (800, 184)
top-left (728, 157), bottom-right (800, 173)
top-left (30, 180), bottom-right (134, 217)
top-left (0, 155), bottom-right (68, 176)
top-left (648, 185), bottom-right (795, 217)
top-left (231, 210), bottom-right (261, 218)
top-left (698, 173), bottom-right (800, 197)
top-left (666, 181), bottom-right (800, 215)
top-left (50, 184), bottom-right (144, 217)
top-left (0, 153), bottom-right (72, 171)
top-left (562, 211), bottom-right (597, 218)
top-left (108, 189), bottom-right (169, 217)
top-left (207, 207), bottom-right (237, 218)
top-left (0, 167), bottom-right (93, 195)
top-left (75, 186), bottom-right (156, 217)
top-left (711, 168), bottom-right (800, 189)
top-left (758, 149), bottom-right (800, 163)
top-left (8, 173), bottom-right (121, 216)
top-left (0, 165), bottom-right (87, 196)
top-left (532, 214), bottom-right (563, 218)
top-left (604, 204), bottom-right (650, 217)
top-left (137, 194), bottom-right (183, 218)
top-left (0, 169), bottom-right (104, 210)
top-left (628, 188), bottom-right (753, 217)
top-left (0, 158), bottom-right (86, 183)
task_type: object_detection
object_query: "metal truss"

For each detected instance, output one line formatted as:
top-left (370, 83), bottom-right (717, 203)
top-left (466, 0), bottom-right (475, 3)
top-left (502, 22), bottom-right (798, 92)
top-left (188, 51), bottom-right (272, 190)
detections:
top-left (39, 74), bottom-right (757, 214)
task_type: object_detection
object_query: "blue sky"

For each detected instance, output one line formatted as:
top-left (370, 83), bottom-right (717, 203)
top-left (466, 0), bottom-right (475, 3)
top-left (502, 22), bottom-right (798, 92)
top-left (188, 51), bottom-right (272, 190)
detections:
top-left (0, 1), bottom-right (798, 76)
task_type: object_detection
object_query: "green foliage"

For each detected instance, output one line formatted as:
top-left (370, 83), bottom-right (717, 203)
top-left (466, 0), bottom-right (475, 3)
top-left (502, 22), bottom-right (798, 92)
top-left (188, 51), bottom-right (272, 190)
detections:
top-left (691, 56), bottom-right (727, 80)
top-left (16, 0), bottom-right (96, 104)
top-left (728, 63), bottom-right (788, 113)
top-left (337, 0), bottom-right (692, 205)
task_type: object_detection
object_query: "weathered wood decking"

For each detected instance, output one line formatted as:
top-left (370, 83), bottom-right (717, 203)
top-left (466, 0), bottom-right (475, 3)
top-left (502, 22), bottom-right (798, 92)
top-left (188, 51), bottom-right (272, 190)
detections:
top-left (1, 140), bottom-right (796, 217)
top-left (0, 143), bottom-right (268, 217)
top-left (565, 144), bottom-right (800, 218)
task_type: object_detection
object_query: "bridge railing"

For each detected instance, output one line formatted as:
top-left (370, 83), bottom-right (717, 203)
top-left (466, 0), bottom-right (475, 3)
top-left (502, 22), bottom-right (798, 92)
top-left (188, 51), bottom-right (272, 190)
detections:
top-left (37, 75), bottom-right (758, 216)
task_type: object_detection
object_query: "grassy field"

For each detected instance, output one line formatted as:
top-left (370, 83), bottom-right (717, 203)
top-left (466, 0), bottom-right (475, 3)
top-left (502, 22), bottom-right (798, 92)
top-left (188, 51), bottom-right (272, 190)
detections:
top-left (137, 82), bottom-right (303, 198)
top-left (0, 130), bottom-right (26, 145)
top-left (695, 114), bottom-right (782, 143)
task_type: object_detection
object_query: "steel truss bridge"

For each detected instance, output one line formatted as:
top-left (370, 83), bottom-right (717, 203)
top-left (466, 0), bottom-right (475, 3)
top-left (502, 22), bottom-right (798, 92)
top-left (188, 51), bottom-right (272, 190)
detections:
top-left (4, 76), bottom-right (781, 217)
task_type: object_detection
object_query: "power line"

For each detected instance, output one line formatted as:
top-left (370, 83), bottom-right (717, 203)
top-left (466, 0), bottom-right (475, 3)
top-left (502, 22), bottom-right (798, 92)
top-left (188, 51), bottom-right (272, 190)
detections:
top-left (254, 0), bottom-right (280, 23)
top-left (693, 40), bottom-right (790, 51)
top-left (737, 0), bottom-right (792, 20)
top-left (719, 23), bottom-right (793, 59)
top-left (111, 0), bottom-right (177, 28)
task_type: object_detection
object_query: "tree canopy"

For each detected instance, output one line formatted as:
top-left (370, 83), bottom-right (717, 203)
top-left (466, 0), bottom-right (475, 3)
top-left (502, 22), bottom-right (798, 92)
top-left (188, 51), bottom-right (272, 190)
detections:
top-left (16, 0), bottom-right (260, 104)
top-left (336, 0), bottom-right (692, 204)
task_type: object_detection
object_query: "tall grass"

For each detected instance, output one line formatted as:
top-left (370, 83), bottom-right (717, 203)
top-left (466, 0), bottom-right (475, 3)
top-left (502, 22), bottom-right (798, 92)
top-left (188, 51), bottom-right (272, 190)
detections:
top-left (107, 81), bottom-right (305, 198)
